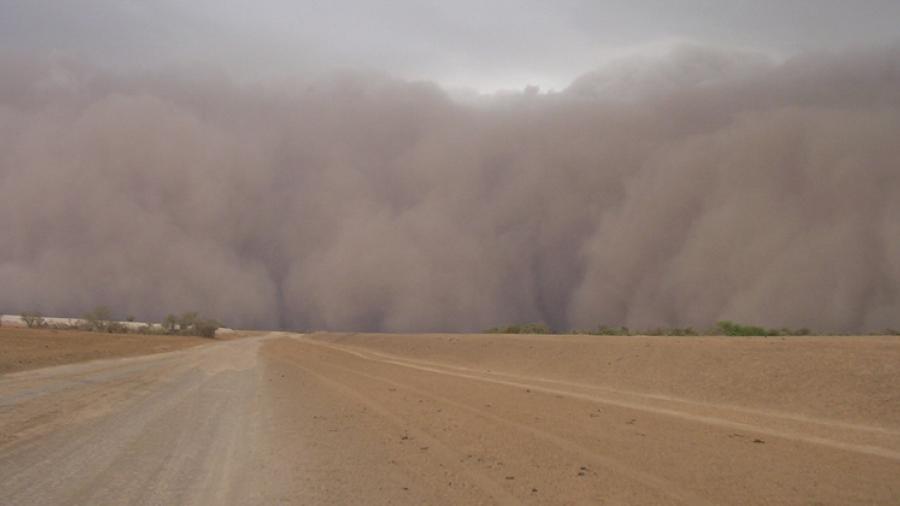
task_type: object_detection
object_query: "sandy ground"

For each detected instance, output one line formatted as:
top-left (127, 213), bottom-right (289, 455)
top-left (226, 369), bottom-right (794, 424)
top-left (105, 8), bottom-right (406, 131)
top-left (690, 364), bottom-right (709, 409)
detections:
top-left (0, 332), bottom-right (898, 505)
top-left (0, 327), bottom-right (211, 375)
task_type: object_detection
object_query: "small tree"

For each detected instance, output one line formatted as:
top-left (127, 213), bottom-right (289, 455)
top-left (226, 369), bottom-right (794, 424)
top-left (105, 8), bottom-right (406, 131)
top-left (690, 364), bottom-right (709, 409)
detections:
top-left (177, 312), bottom-right (199, 332)
top-left (83, 306), bottom-right (112, 332)
top-left (193, 318), bottom-right (222, 338)
top-left (163, 314), bottom-right (179, 334)
top-left (21, 311), bottom-right (47, 328)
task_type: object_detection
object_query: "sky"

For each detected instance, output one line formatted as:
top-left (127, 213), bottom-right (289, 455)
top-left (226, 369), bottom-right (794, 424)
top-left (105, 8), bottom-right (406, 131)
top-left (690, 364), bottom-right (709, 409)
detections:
top-left (1, 2), bottom-right (899, 332)
top-left (2, 0), bottom-right (900, 91)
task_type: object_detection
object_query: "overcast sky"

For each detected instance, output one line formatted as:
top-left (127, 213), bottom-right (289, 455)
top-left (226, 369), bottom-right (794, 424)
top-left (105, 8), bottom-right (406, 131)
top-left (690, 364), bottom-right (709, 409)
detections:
top-left (2, 1), bottom-right (900, 91)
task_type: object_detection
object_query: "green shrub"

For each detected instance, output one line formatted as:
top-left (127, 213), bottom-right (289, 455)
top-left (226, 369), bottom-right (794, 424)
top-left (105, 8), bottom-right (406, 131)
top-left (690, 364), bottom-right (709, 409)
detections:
top-left (485, 323), bottom-right (552, 334)
top-left (715, 321), bottom-right (774, 336)
top-left (191, 318), bottom-right (221, 338)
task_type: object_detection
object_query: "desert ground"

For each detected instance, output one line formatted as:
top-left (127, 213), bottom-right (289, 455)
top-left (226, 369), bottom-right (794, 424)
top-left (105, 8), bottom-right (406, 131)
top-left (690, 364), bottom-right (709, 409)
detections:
top-left (0, 327), bottom-right (213, 375)
top-left (0, 330), bottom-right (898, 505)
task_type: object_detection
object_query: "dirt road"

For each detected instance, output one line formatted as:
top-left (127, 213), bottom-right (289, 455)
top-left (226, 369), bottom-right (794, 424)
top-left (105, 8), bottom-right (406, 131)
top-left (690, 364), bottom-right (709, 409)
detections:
top-left (1, 332), bottom-right (898, 505)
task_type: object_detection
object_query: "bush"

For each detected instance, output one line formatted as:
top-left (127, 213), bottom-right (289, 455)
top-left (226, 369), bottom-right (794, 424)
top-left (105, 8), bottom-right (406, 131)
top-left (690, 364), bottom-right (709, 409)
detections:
top-left (715, 321), bottom-right (774, 336)
top-left (775, 327), bottom-right (811, 336)
top-left (106, 321), bottom-right (129, 334)
top-left (714, 321), bottom-right (817, 337)
top-left (83, 306), bottom-right (113, 332)
top-left (595, 325), bottom-right (631, 336)
top-left (137, 324), bottom-right (166, 335)
top-left (192, 318), bottom-right (221, 338)
top-left (161, 311), bottom-right (221, 338)
top-left (21, 311), bottom-right (47, 328)
top-left (163, 314), bottom-right (179, 334)
top-left (485, 323), bottom-right (552, 334)
top-left (644, 327), bottom-right (698, 336)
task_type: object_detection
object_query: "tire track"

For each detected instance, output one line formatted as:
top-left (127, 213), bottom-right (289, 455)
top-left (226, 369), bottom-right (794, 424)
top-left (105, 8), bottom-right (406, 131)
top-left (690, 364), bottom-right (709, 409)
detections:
top-left (300, 337), bottom-right (900, 462)
top-left (266, 353), bottom-right (524, 506)
top-left (303, 348), bottom-right (717, 506)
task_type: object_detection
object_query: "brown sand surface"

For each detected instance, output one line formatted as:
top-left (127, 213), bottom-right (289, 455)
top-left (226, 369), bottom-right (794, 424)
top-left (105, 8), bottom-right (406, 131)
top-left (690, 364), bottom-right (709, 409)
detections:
top-left (0, 327), bottom-right (210, 374)
top-left (0, 331), bottom-right (898, 505)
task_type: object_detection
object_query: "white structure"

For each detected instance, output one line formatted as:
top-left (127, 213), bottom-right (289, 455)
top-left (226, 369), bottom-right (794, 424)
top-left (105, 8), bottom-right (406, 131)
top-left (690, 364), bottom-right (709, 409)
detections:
top-left (0, 314), bottom-right (161, 331)
top-left (214, 327), bottom-right (236, 338)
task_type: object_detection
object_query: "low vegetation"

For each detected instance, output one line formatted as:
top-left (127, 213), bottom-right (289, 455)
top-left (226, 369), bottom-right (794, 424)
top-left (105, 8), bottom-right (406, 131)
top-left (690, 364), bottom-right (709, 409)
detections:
top-left (485, 323), bottom-right (552, 334)
top-left (713, 320), bottom-right (811, 337)
top-left (486, 320), bottom-right (822, 336)
top-left (20, 311), bottom-right (47, 329)
top-left (82, 306), bottom-right (129, 333)
top-left (161, 312), bottom-right (222, 338)
top-left (13, 307), bottom-right (223, 338)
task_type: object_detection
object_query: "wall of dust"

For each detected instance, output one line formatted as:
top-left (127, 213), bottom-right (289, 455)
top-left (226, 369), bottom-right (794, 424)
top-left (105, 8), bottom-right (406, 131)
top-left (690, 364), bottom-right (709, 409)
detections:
top-left (1, 46), bottom-right (898, 332)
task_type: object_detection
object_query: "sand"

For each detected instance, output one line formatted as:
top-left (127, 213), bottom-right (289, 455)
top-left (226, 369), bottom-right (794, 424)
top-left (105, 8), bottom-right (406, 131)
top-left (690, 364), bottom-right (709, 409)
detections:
top-left (1, 331), bottom-right (898, 504)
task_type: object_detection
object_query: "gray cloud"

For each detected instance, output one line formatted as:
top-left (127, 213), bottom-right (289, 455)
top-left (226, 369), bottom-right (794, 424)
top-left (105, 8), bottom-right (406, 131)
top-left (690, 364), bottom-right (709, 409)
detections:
top-left (2, 1), bottom-right (899, 91)
top-left (1, 45), bottom-right (898, 332)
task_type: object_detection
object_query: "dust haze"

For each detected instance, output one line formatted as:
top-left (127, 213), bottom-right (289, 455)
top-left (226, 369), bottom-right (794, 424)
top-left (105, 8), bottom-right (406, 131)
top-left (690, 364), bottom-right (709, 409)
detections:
top-left (1, 45), bottom-right (898, 332)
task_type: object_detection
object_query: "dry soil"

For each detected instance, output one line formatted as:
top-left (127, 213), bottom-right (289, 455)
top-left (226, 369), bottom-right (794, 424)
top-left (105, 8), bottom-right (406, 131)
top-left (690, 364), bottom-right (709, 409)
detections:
top-left (0, 327), bottom-right (210, 374)
top-left (0, 331), bottom-right (898, 505)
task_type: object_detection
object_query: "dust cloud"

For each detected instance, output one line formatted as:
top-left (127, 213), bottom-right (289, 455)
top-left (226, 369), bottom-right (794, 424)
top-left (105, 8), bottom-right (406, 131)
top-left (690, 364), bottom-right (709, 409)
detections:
top-left (1, 46), bottom-right (898, 332)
